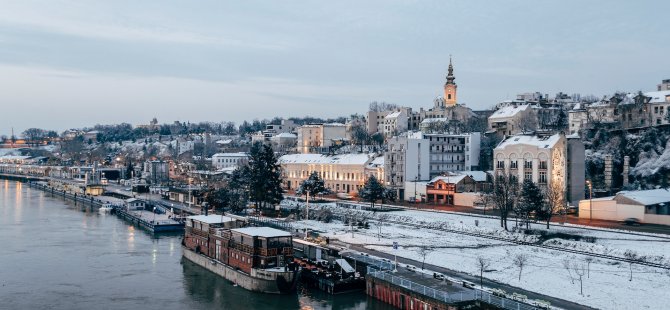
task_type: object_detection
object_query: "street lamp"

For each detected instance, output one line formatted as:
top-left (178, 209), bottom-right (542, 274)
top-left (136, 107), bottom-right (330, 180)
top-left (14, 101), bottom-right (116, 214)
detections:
top-left (586, 180), bottom-right (593, 222)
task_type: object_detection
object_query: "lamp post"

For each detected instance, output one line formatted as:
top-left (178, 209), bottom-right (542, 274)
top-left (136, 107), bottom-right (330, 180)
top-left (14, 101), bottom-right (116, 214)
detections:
top-left (586, 180), bottom-right (593, 222)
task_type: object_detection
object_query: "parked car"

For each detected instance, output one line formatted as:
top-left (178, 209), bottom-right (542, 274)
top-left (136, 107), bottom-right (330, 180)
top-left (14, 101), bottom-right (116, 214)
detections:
top-left (623, 218), bottom-right (641, 226)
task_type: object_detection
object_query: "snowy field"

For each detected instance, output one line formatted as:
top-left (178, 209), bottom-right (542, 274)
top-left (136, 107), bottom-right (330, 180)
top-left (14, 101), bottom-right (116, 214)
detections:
top-left (289, 201), bottom-right (670, 310)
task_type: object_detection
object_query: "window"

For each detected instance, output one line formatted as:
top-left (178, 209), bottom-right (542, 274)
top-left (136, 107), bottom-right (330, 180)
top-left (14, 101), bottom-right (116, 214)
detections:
top-left (524, 171), bottom-right (532, 180)
top-left (524, 160), bottom-right (532, 169)
top-left (497, 161), bottom-right (505, 169)
top-left (510, 161), bottom-right (518, 169)
top-left (655, 106), bottom-right (659, 114)
top-left (539, 161), bottom-right (547, 169)
top-left (539, 171), bottom-right (547, 184)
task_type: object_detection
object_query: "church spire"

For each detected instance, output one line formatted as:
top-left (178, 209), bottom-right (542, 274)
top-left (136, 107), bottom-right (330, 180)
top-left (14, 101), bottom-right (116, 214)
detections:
top-left (446, 55), bottom-right (455, 85)
top-left (443, 55), bottom-right (457, 107)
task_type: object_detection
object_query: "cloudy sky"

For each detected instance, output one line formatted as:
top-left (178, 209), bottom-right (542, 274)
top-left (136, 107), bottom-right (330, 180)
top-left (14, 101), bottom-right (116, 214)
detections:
top-left (0, 0), bottom-right (668, 135)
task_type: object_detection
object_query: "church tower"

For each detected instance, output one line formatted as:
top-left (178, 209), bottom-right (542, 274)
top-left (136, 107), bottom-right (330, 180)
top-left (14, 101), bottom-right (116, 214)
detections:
top-left (443, 56), bottom-right (457, 106)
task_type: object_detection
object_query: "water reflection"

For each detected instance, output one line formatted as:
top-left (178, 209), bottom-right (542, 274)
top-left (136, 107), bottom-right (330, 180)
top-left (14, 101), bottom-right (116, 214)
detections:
top-left (0, 180), bottom-right (392, 310)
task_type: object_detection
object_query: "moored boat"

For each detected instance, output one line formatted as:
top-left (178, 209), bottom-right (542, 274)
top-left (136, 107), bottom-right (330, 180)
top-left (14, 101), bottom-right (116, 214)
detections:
top-left (182, 215), bottom-right (298, 294)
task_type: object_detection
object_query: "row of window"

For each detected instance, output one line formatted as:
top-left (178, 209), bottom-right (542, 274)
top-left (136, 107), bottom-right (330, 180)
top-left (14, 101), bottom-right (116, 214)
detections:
top-left (496, 172), bottom-right (547, 184)
top-left (498, 160), bottom-right (547, 170)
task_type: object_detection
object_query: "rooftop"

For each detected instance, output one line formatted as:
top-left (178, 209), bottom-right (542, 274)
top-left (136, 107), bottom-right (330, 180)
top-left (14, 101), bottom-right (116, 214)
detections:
top-left (617, 189), bottom-right (670, 206)
top-left (496, 133), bottom-right (562, 150)
top-left (279, 153), bottom-right (375, 165)
top-left (231, 227), bottom-right (291, 238)
top-left (187, 214), bottom-right (236, 224)
top-left (489, 104), bottom-right (531, 120)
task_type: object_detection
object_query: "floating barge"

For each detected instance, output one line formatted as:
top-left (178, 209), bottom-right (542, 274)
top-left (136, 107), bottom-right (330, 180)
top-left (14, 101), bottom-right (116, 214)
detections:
top-left (182, 215), bottom-right (298, 294)
top-left (115, 208), bottom-right (184, 233)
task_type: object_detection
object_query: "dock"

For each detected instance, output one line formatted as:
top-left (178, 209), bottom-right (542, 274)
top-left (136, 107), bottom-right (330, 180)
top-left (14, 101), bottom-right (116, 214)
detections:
top-left (116, 208), bottom-right (184, 233)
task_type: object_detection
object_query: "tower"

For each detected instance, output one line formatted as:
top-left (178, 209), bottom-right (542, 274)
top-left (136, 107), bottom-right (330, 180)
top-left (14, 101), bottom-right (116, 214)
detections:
top-left (443, 56), bottom-right (457, 107)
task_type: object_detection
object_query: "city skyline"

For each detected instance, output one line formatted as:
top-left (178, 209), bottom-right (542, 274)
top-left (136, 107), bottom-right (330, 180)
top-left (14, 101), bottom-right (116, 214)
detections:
top-left (1, 0), bottom-right (669, 135)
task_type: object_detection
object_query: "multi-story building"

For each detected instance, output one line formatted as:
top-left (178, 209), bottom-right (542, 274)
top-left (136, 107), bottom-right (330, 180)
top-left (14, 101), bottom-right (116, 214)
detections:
top-left (494, 133), bottom-right (584, 206)
top-left (296, 123), bottom-right (347, 154)
top-left (279, 153), bottom-right (382, 194)
top-left (658, 79), bottom-right (670, 91)
top-left (384, 134), bottom-right (430, 200)
top-left (211, 152), bottom-right (249, 170)
top-left (488, 101), bottom-right (536, 137)
top-left (647, 90), bottom-right (670, 126)
top-left (143, 160), bottom-right (169, 184)
top-left (568, 103), bottom-right (589, 135)
top-left (424, 132), bottom-right (480, 177)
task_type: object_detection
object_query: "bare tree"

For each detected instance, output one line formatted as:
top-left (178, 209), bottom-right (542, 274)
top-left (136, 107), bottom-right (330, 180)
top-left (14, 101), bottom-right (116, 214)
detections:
top-left (572, 262), bottom-right (587, 296)
top-left (476, 256), bottom-right (491, 289)
top-left (416, 246), bottom-right (435, 270)
top-left (475, 192), bottom-right (494, 216)
top-left (376, 213), bottom-right (390, 241)
top-left (513, 253), bottom-right (529, 281)
top-left (623, 250), bottom-right (637, 281)
top-left (492, 171), bottom-right (519, 231)
top-left (542, 181), bottom-right (566, 228)
top-left (563, 258), bottom-right (575, 284)
top-left (584, 257), bottom-right (594, 278)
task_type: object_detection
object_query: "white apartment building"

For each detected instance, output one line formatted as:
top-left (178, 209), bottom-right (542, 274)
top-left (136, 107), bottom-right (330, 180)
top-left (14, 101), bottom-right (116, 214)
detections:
top-left (424, 132), bottom-right (480, 177)
top-left (384, 134), bottom-right (430, 200)
top-left (279, 153), bottom-right (383, 194)
top-left (296, 123), bottom-right (347, 154)
top-left (211, 152), bottom-right (249, 170)
top-left (494, 133), bottom-right (585, 206)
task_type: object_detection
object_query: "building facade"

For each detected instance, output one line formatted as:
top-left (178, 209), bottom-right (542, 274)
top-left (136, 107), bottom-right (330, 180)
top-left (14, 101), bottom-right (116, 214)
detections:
top-left (279, 153), bottom-right (383, 194)
top-left (494, 133), bottom-right (584, 206)
top-left (296, 123), bottom-right (347, 154)
top-left (424, 132), bottom-right (480, 177)
top-left (384, 135), bottom-right (430, 200)
top-left (212, 152), bottom-right (249, 170)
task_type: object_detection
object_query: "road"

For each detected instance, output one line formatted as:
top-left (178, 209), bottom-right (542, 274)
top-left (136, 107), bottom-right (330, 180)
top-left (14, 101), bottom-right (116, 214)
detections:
top-left (331, 240), bottom-right (595, 310)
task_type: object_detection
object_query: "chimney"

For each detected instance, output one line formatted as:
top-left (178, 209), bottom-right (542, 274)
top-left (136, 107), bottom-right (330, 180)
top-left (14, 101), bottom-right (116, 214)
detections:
top-left (623, 156), bottom-right (630, 187)
top-left (604, 155), bottom-right (613, 191)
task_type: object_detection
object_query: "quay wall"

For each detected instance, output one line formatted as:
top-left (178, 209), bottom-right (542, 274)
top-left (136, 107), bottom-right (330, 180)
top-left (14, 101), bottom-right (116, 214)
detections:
top-left (182, 246), bottom-right (296, 294)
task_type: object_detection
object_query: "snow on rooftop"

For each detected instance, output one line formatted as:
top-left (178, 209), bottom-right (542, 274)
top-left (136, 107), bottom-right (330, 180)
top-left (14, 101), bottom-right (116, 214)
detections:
top-left (644, 90), bottom-right (670, 103)
top-left (451, 171), bottom-right (488, 182)
top-left (384, 111), bottom-right (402, 119)
top-left (279, 153), bottom-right (375, 165)
top-left (496, 134), bottom-right (562, 150)
top-left (212, 152), bottom-right (248, 157)
top-left (428, 174), bottom-right (468, 185)
top-left (188, 214), bottom-right (236, 224)
top-left (489, 104), bottom-right (530, 120)
top-left (231, 227), bottom-right (291, 238)
top-left (420, 117), bottom-right (449, 124)
top-left (617, 189), bottom-right (670, 206)
top-left (274, 132), bottom-right (297, 138)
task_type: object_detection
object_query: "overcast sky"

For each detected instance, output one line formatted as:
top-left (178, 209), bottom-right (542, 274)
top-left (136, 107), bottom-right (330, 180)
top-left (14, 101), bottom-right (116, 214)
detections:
top-left (1, 0), bottom-right (668, 136)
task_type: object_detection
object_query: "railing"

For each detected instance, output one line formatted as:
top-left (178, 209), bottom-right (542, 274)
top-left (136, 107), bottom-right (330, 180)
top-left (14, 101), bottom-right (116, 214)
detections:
top-left (368, 270), bottom-right (541, 310)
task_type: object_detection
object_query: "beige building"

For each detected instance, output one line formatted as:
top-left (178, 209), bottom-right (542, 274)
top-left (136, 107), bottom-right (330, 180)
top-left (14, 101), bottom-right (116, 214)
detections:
top-left (494, 133), bottom-right (585, 206)
top-left (488, 101), bottom-right (536, 137)
top-left (296, 123), bottom-right (347, 154)
top-left (279, 153), bottom-right (383, 194)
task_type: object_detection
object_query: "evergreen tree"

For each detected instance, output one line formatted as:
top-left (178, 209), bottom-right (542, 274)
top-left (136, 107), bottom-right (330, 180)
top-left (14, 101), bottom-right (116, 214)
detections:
top-left (359, 175), bottom-right (385, 208)
top-left (517, 179), bottom-right (546, 229)
top-left (247, 142), bottom-right (284, 210)
top-left (297, 172), bottom-right (329, 220)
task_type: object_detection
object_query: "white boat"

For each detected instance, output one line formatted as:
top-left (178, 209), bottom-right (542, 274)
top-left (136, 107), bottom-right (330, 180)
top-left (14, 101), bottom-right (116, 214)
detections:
top-left (99, 204), bottom-right (113, 213)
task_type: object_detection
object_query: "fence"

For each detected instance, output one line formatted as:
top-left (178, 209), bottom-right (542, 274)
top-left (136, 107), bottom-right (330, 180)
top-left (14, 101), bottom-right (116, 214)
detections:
top-left (368, 270), bottom-right (540, 310)
top-left (248, 216), bottom-right (293, 232)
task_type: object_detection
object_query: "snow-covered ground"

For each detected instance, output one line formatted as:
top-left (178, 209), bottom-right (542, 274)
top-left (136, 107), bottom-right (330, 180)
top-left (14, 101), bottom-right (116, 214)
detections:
top-left (289, 201), bottom-right (670, 310)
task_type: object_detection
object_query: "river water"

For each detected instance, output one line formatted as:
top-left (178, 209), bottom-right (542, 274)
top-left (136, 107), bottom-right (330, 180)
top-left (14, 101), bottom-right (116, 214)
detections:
top-left (0, 180), bottom-right (392, 310)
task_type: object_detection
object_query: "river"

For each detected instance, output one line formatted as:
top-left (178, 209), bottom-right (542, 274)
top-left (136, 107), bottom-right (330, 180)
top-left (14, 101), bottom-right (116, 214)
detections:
top-left (0, 180), bottom-right (392, 310)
